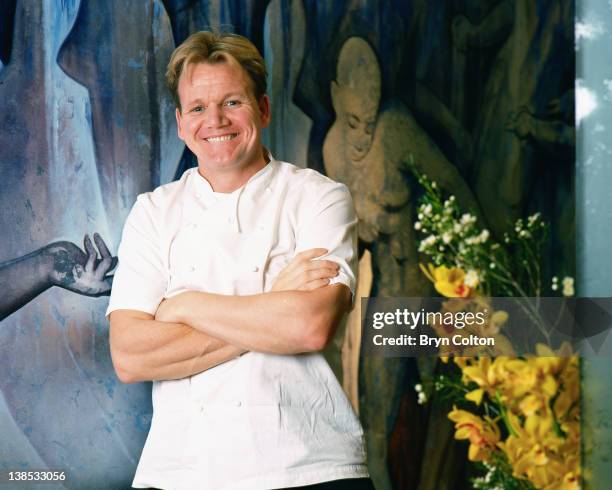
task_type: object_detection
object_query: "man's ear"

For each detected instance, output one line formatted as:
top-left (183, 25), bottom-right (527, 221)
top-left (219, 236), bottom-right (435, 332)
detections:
top-left (259, 94), bottom-right (271, 128)
top-left (175, 108), bottom-right (185, 141)
top-left (330, 81), bottom-right (342, 114)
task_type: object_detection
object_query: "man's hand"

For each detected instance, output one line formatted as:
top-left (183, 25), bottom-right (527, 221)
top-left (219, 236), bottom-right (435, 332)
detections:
top-left (271, 248), bottom-right (340, 292)
top-left (47, 233), bottom-right (117, 296)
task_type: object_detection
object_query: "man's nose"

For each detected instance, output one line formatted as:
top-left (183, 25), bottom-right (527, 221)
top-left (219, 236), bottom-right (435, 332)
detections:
top-left (204, 104), bottom-right (228, 127)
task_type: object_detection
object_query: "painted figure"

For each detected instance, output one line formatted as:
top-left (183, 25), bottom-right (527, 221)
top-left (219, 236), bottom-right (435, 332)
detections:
top-left (452, 0), bottom-right (574, 239)
top-left (323, 36), bottom-right (481, 490)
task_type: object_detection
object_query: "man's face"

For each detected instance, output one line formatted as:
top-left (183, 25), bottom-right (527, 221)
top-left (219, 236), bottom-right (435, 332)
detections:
top-left (338, 87), bottom-right (377, 163)
top-left (175, 60), bottom-right (270, 176)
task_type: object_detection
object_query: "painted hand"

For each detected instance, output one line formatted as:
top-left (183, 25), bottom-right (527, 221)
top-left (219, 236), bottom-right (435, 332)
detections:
top-left (506, 107), bottom-right (534, 139)
top-left (47, 233), bottom-right (117, 296)
top-left (271, 248), bottom-right (340, 292)
top-left (452, 15), bottom-right (474, 52)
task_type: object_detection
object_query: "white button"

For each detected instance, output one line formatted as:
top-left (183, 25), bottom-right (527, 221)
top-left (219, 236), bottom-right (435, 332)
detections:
top-left (190, 266), bottom-right (196, 272)
top-left (266, 187), bottom-right (272, 193)
top-left (259, 226), bottom-right (265, 232)
top-left (252, 266), bottom-right (259, 272)
top-left (200, 404), bottom-right (205, 412)
top-left (190, 223), bottom-right (198, 229)
top-left (227, 217), bottom-right (234, 224)
top-left (195, 193), bottom-right (202, 199)
top-left (235, 401), bottom-right (242, 407)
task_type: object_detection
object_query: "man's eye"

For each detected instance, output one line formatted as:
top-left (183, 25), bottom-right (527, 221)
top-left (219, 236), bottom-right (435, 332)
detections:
top-left (190, 106), bottom-right (204, 113)
top-left (225, 100), bottom-right (241, 108)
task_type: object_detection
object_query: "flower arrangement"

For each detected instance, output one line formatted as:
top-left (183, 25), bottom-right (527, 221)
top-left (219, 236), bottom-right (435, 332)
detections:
top-left (408, 159), bottom-right (580, 489)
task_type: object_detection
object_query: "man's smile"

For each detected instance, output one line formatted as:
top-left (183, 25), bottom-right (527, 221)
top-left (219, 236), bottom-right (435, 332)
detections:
top-left (205, 134), bottom-right (238, 143)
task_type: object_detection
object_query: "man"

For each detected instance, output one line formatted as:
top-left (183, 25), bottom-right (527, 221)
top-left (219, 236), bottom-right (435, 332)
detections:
top-left (107, 31), bottom-right (372, 490)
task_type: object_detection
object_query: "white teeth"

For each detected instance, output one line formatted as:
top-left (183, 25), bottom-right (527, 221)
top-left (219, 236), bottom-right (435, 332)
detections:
top-left (206, 134), bottom-right (236, 142)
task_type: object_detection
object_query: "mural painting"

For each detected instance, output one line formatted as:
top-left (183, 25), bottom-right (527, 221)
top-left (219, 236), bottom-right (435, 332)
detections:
top-left (0, 1), bottom-right (575, 488)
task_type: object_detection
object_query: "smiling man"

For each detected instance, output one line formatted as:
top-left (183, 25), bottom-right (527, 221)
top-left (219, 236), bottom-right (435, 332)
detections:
top-left (107, 32), bottom-right (372, 490)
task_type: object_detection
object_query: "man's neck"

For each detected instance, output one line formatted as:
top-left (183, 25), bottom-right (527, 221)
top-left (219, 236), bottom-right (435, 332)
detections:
top-left (198, 154), bottom-right (269, 193)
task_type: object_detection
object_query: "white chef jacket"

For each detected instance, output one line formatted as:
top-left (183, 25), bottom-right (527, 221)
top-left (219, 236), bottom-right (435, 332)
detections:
top-left (107, 157), bottom-right (368, 490)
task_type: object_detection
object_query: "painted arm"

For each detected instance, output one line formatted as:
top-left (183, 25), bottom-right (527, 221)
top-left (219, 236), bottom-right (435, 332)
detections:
top-left (452, 0), bottom-right (514, 51)
top-left (110, 249), bottom-right (342, 383)
top-left (506, 103), bottom-right (575, 156)
top-left (0, 234), bottom-right (115, 320)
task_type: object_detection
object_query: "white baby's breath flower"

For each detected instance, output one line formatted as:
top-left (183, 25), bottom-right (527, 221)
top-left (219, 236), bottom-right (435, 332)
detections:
top-left (460, 213), bottom-right (474, 226)
top-left (464, 270), bottom-right (479, 288)
top-left (423, 204), bottom-right (433, 216)
top-left (415, 383), bottom-right (423, 392)
top-left (419, 235), bottom-right (436, 252)
top-left (562, 276), bottom-right (575, 297)
top-left (489, 263), bottom-right (496, 269)
top-left (418, 213), bottom-right (424, 220)
top-left (414, 221), bottom-right (422, 231)
top-left (479, 229), bottom-right (490, 243)
top-left (442, 232), bottom-right (452, 244)
top-left (528, 212), bottom-right (541, 226)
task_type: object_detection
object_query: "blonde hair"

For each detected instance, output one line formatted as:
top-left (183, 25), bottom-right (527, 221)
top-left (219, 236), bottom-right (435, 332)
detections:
top-left (166, 31), bottom-right (267, 110)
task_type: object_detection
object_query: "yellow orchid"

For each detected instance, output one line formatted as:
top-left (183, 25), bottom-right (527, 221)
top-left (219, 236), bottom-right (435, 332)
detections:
top-left (420, 263), bottom-right (473, 297)
top-left (448, 408), bottom-right (500, 462)
top-left (465, 388), bottom-right (485, 405)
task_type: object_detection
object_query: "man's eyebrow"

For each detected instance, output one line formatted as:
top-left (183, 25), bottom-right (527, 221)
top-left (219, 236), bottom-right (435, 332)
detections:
top-left (184, 97), bottom-right (205, 107)
top-left (223, 92), bottom-right (250, 100)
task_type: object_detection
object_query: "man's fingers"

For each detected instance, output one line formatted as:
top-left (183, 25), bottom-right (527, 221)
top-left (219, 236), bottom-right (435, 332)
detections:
top-left (294, 248), bottom-right (328, 262)
top-left (279, 248), bottom-right (329, 276)
top-left (300, 259), bottom-right (339, 273)
top-left (300, 267), bottom-right (339, 283)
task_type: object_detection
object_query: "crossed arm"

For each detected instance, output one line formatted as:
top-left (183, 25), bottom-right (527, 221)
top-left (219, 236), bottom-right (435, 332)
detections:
top-left (109, 249), bottom-right (349, 383)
